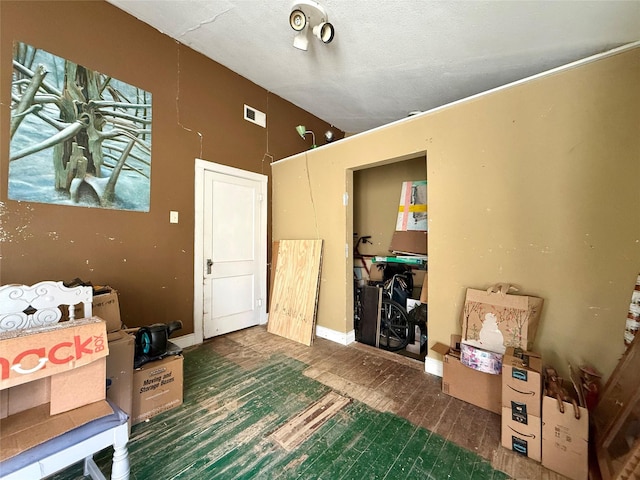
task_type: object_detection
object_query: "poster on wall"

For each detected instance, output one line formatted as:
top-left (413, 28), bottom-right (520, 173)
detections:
top-left (9, 41), bottom-right (152, 212)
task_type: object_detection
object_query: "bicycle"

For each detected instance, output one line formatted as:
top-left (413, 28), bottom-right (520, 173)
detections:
top-left (353, 234), bottom-right (373, 286)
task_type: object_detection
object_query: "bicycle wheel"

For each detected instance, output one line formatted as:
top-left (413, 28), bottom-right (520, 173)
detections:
top-left (379, 297), bottom-right (410, 351)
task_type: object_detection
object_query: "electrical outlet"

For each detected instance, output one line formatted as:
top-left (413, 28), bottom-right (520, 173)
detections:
top-left (170, 211), bottom-right (179, 223)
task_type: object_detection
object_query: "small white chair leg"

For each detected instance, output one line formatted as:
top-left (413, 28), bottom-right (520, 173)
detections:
top-left (110, 442), bottom-right (130, 480)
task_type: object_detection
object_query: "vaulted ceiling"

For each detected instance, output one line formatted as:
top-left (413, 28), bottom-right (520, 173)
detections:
top-left (107, 0), bottom-right (640, 133)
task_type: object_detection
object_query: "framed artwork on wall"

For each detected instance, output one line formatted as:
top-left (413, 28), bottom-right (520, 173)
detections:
top-left (9, 41), bottom-right (152, 212)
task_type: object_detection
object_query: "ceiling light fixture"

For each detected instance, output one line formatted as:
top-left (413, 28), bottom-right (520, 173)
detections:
top-left (289, 1), bottom-right (335, 51)
top-left (296, 125), bottom-right (316, 148)
top-left (324, 130), bottom-right (335, 143)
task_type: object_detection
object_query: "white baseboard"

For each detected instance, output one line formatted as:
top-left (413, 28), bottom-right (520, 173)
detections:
top-left (174, 326), bottom-right (355, 349)
top-left (424, 356), bottom-right (443, 377)
top-left (315, 325), bottom-right (356, 345)
top-left (171, 333), bottom-right (197, 349)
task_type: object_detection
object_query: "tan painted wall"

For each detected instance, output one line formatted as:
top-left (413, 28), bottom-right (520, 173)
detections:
top-left (272, 46), bottom-right (640, 380)
top-left (0, 1), bottom-right (340, 334)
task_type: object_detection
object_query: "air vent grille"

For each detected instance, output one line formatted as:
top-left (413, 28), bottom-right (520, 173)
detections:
top-left (244, 104), bottom-right (266, 128)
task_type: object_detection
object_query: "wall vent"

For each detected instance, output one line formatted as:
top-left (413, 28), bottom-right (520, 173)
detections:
top-left (244, 104), bottom-right (266, 128)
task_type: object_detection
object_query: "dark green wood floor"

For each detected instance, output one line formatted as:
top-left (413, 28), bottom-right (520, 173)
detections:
top-left (51, 342), bottom-right (509, 479)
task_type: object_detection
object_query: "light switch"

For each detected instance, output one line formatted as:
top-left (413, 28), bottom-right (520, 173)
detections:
top-left (170, 211), bottom-right (179, 223)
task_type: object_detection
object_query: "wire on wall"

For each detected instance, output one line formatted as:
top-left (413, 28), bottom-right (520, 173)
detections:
top-left (305, 153), bottom-right (320, 239)
top-left (262, 93), bottom-right (274, 173)
top-left (175, 42), bottom-right (203, 158)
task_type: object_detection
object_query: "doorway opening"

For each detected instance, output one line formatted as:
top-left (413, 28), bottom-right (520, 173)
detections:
top-left (351, 154), bottom-right (428, 362)
top-left (193, 159), bottom-right (268, 345)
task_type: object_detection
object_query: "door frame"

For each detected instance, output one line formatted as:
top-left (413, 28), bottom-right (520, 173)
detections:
top-left (194, 158), bottom-right (268, 345)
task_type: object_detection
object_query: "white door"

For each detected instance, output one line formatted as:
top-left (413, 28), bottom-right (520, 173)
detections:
top-left (195, 161), bottom-right (267, 340)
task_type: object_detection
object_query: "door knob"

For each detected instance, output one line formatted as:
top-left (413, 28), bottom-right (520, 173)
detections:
top-left (206, 259), bottom-right (213, 274)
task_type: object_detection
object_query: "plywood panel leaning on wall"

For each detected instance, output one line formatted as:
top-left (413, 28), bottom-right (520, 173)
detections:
top-left (268, 240), bottom-right (324, 346)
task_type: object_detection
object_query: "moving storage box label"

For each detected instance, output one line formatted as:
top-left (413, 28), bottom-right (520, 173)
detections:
top-left (132, 355), bottom-right (183, 424)
top-left (0, 317), bottom-right (108, 389)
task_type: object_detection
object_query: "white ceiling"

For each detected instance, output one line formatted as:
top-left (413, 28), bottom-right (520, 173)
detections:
top-left (106, 0), bottom-right (640, 134)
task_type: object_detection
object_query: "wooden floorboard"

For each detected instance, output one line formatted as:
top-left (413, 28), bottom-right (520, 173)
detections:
top-left (270, 391), bottom-right (351, 451)
top-left (50, 325), bottom-right (569, 480)
top-left (221, 327), bottom-right (568, 479)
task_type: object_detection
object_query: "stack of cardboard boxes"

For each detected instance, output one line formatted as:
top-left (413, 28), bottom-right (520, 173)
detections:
top-left (501, 346), bottom-right (589, 480)
top-left (75, 287), bottom-right (184, 426)
top-left (501, 347), bottom-right (543, 462)
top-left (0, 282), bottom-right (184, 470)
top-left (0, 317), bottom-right (112, 463)
top-left (431, 286), bottom-right (589, 480)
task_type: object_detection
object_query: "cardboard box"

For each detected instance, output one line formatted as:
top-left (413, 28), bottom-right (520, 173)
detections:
top-left (0, 316), bottom-right (108, 390)
top-left (132, 355), bottom-right (183, 425)
top-left (419, 272), bottom-right (428, 303)
top-left (395, 180), bottom-right (427, 231)
top-left (389, 230), bottom-right (428, 255)
top-left (368, 260), bottom-right (384, 282)
top-left (0, 377), bottom-right (50, 418)
top-left (107, 330), bottom-right (134, 429)
top-left (443, 355), bottom-right (502, 414)
top-left (72, 288), bottom-right (122, 332)
top-left (50, 357), bottom-right (106, 414)
top-left (0, 400), bottom-right (113, 463)
top-left (541, 395), bottom-right (589, 480)
top-left (1, 356), bottom-right (106, 418)
top-left (0, 317), bottom-right (108, 416)
top-left (432, 340), bottom-right (501, 414)
top-left (501, 406), bottom-right (541, 462)
top-left (92, 289), bottom-right (122, 332)
top-left (502, 347), bottom-right (542, 417)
